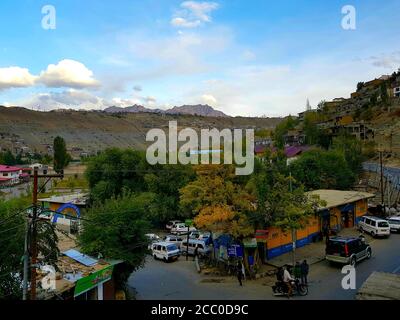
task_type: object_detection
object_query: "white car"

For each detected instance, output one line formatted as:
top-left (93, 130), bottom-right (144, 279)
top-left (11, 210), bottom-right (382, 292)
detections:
top-left (358, 216), bottom-right (390, 238)
top-left (151, 242), bottom-right (180, 262)
top-left (171, 223), bottom-right (196, 235)
top-left (387, 216), bottom-right (400, 233)
top-left (166, 220), bottom-right (182, 230)
top-left (145, 233), bottom-right (161, 249)
top-left (180, 239), bottom-right (211, 256)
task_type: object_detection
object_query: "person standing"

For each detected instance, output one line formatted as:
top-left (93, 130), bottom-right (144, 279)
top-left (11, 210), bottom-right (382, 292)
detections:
top-left (236, 261), bottom-right (243, 286)
top-left (193, 245), bottom-right (199, 261)
top-left (301, 260), bottom-right (309, 285)
top-left (294, 262), bottom-right (301, 281)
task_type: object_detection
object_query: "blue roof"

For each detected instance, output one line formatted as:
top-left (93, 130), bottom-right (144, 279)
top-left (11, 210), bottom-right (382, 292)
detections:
top-left (63, 249), bottom-right (98, 266)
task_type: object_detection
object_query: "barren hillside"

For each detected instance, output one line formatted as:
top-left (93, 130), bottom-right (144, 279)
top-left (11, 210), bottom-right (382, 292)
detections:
top-left (0, 107), bottom-right (281, 155)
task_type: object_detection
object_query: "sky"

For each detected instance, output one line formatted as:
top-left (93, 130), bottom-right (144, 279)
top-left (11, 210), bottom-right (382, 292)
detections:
top-left (0, 0), bottom-right (399, 117)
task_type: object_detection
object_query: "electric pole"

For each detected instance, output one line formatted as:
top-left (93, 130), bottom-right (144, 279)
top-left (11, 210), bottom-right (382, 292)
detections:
top-left (379, 150), bottom-right (385, 216)
top-left (22, 217), bottom-right (30, 300)
top-left (29, 168), bottom-right (64, 300)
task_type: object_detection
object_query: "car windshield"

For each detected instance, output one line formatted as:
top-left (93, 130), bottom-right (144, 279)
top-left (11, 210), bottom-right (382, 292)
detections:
top-left (167, 245), bottom-right (178, 252)
top-left (389, 220), bottom-right (400, 225)
top-left (378, 221), bottom-right (389, 227)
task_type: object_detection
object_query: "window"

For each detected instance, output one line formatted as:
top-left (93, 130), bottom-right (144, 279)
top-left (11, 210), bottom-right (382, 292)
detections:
top-left (365, 218), bottom-right (371, 225)
top-left (370, 220), bottom-right (376, 227)
top-left (378, 221), bottom-right (389, 228)
top-left (3, 173), bottom-right (8, 177)
top-left (157, 245), bottom-right (161, 251)
top-left (389, 220), bottom-right (400, 225)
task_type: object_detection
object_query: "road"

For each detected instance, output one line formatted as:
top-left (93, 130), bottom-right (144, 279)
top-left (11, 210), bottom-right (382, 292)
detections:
top-left (128, 233), bottom-right (400, 300)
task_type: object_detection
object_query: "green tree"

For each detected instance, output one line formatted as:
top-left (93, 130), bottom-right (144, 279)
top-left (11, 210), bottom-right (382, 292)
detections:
top-left (53, 136), bottom-right (71, 173)
top-left (0, 198), bottom-right (59, 299)
top-left (289, 149), bottom-right (355, 190)
top-left (273, 116), bottom-right (298, 148)
top-left (332, 133), bottom-right (364, 174)
top-left (78, 193), bottom-right (152, 293)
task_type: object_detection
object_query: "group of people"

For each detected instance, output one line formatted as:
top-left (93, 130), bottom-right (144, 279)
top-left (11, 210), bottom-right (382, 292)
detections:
top-left (277, 260), bottom-right (309, 297)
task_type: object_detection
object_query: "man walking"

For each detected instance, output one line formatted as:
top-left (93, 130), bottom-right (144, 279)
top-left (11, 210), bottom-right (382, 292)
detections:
top-left (236, 261), bottom-right (244, 286)
top-left (301, 260), bottom-right (309, 285)
top-left (193, 245), bottom-right (199, 261)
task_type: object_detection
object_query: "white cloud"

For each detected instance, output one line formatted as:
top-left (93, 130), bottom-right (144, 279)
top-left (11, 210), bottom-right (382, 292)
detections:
top-left (0, 66), bottom-right (37, 89)
top-left (201, 94), bottom-right (217, 105)
top-left (38, 59), bottom-right (100, 89)
top-left (171, 1), bottom-right (219, 28)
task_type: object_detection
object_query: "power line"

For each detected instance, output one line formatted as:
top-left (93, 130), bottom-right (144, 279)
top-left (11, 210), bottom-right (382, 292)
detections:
top-left (0, 206), bottom-right (32, 227)
top-left (0, 223), bottom-right (26, 235)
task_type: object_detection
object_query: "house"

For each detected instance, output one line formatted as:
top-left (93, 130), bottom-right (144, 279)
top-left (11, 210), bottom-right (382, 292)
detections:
top-left (261, 189), bottom-right (374, 260)
top-left (37, 247), bottom-right (124, 300)
top-left (0, 164), bottom-right (23, 186)
top-left (39, 193), bottom-right (89, 233)
top-left (392, 84), bottom-right (400, 98)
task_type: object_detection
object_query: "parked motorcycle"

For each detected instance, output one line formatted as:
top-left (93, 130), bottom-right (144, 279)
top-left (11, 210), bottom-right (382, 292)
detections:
top-left (272, 279), bottom-right (308, 297)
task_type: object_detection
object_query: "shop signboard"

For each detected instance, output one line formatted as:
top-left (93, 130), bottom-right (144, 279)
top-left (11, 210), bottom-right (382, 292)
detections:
top-left (74, 265), bottom-right (114, 297)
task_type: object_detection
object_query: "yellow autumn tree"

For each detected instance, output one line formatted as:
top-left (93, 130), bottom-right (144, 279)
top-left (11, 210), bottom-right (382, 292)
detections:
top-left (180, 164), bottom-right (255, 238)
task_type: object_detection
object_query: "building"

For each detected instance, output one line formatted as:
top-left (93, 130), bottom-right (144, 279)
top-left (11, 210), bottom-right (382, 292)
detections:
top-left (39, 193), bottom-right (89, 233)
top-left (260, 189), bottom-right (374, 260)
top-left (37, 248), bottom-right (124, 300)
top-left (0, 164), bottom-right (23, 186)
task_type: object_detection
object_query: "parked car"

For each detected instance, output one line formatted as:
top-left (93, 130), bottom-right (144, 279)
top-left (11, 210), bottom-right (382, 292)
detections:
top-left (180, 239), bottom-right (211, 256)
top-left (151, 242), bottom-right (180, 262)
top-left (166, 220), bottom-right (182, 230)
top-left (358, 216), bottom-right (390, 238)
top-left (145, 233), bottom-right (161, 249)
top-left (387, 216), bottom-right (400, 233)
top-left (171, 223), bottom-right (197, 235)
top-left (189, 230), bottom-right (201, 239)
top-left (163, 234), bottom-right (184, 245)
top-left (326, 236), bottom-right (372, 266)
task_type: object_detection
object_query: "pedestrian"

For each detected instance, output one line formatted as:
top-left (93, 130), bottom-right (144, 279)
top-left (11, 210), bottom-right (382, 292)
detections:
top-left (236, 261), bottom-right (243, 286)
top-left (301, 260), bottom-right (309, 285)
top-left (193, 245), bottom-right (199, 261)
top-left (293, 261), bottom-right (301, 281)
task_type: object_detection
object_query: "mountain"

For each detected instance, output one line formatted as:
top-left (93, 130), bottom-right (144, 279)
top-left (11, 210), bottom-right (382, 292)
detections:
top-left (104, 104), bottom-right (228, 117)
top-left (0, 106), bottom-right (282, 157)
top-left (165, 104), bottom-right (227, 117)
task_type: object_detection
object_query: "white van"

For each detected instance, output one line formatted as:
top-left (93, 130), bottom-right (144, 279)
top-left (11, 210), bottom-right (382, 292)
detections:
top-left (180, 239), bottom-right (210, 256)
top-left (387, 216), bottom-right (400, 233)
top-left (151, 242), bottom-right (180, 262)
top-left (358, 216), bottom-right (390, 238)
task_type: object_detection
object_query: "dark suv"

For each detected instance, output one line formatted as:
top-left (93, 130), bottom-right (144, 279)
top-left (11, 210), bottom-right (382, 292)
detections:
top-left (325, 236), bottom-right (372, 266)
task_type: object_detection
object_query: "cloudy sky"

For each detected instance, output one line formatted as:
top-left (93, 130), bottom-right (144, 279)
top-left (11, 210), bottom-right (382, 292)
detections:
top-left (0, 0), bottom-right (399, 116)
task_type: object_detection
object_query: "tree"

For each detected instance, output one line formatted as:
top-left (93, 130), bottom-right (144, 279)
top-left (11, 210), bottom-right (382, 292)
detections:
top-left (273, 116), bottom-right (298, 148)
top-left (289, 149), bottom-right (355, 190)
top-left (0, 197), bottom-right (59, 299)
top-left (0, 150), bottom-right (16, 165)
top-left (180, 165), bottom-right (255, 238)
top-left (85, 148), bottom-right (149, 203)
top-left (53, 136), bottom-right (71, 173)
top-left (78, 193), bottom-right (152, 293)
top-left (332, 133), bottom-right (364, 174)
top-left (357, 82), bottom-right (364, 92)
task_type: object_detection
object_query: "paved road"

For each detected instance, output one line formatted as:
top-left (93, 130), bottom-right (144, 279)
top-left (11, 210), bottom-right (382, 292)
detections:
top-left (128, 233), bottom-right (400, 300)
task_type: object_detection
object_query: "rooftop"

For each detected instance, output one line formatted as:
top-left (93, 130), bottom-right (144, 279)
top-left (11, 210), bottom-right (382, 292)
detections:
top-left (0, 164), bottom-right (21, 172)
top-left (307, 189), bottom-right (375, 210)
top-left (38, 192), bottom-right (88, 206)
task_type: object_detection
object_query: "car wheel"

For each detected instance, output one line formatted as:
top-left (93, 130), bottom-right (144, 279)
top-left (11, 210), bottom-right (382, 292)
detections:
top-left (163, 257), bottom-right (167, 262)
top-left (366, 248), bottom-right (372, 259)
top-left (371, 231), bottom-right (376, 238)
top-left (350, 256), bottom-right (357, 266)
top-left (153, 254), bottom-right (157, 260)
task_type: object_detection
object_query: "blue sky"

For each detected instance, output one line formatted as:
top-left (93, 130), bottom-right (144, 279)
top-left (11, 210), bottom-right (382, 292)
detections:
top-left (0, 0), bottom-right (399, 116)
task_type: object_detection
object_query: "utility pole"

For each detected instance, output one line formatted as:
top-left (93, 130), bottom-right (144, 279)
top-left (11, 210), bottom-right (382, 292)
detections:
top-left (22, 217), bottom-right (30, 300)
top-left (289, 171), bottom-right (296, 267)
top-left (29, 168), bottom-right (63, 300)
top-left (30, 168), bottom-right (38, 300)
top-left (379, 150), bottom-right (385, 216)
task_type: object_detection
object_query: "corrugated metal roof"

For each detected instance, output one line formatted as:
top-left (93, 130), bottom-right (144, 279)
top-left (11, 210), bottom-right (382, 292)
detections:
top-left (62, 249), bottom-right (98, 267)
top-left (307, 189), bottom-right (375, 210)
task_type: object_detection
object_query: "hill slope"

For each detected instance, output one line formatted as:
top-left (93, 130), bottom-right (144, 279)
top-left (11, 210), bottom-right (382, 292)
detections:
top-left (0, 107), bottom-right (281, 155)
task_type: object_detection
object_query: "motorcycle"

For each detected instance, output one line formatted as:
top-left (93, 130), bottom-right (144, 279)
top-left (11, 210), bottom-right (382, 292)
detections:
top-left (272, 279), bottom-right (308, 297)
